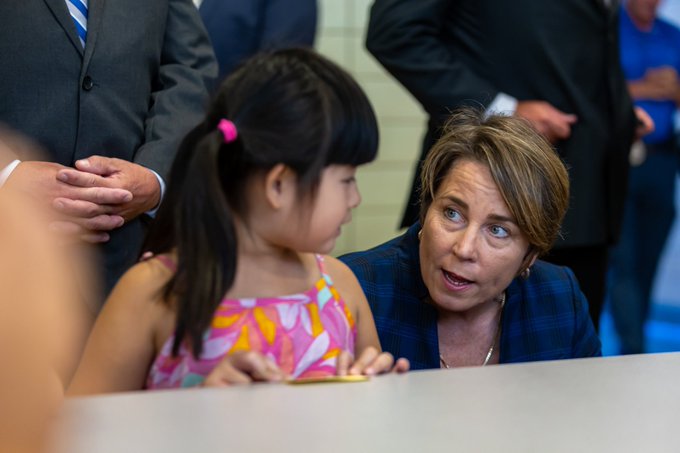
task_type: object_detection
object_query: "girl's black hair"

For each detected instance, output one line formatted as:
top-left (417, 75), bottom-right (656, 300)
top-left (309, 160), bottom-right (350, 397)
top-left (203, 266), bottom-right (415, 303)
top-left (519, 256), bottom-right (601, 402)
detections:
top-left (142, 48), bottom-right (378, 358)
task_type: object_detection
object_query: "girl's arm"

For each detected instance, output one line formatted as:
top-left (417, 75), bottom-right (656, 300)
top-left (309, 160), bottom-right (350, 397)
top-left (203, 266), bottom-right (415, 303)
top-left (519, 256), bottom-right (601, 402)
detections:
top-left (67, 259), bottom-right (172, 395)
top-left (323, 256), bottom-right (409, 375)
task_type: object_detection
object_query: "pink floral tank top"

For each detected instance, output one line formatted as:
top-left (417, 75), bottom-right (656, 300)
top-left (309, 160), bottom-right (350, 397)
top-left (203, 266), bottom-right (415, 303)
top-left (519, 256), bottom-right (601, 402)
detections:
top-left (146, 255), bottom-right (356, 389)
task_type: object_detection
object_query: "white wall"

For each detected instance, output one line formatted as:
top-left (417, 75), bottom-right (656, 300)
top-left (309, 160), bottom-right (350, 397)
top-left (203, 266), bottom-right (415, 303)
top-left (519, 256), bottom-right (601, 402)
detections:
top-left (317, 0), bottom-right (426, 256)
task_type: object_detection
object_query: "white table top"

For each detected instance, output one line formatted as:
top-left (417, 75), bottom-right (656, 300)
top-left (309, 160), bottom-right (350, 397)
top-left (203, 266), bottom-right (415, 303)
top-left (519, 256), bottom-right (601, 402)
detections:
top-left (51, 352), bottom-right (680, 453)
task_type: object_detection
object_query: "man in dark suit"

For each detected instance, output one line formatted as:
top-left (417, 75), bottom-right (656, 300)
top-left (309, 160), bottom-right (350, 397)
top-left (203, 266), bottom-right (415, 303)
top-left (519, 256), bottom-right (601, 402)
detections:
top-left (366, 0), bottom-right (652, 328)
top-left (0, 0), bottom-right (217, 299)
top-left (198, 0), bottom-right (317, 81)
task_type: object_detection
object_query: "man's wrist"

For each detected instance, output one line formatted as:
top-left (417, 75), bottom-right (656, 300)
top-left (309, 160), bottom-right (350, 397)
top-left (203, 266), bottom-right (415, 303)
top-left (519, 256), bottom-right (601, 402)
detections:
top-left (145, 169), bottom-right (166, 218)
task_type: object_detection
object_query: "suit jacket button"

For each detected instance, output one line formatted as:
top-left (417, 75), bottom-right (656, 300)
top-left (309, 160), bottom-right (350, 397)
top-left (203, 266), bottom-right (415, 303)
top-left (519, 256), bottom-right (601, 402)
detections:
top-left (82, 76), bottom-right (94, 91)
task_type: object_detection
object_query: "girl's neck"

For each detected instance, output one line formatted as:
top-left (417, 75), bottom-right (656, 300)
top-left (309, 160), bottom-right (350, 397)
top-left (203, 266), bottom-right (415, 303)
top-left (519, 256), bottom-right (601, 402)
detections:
top-left (226, 252), bottom-right (318, 300)
top-left (234, 218), bottom-right (302, 266)
top-left (226, 219), bottom-right (317, 300)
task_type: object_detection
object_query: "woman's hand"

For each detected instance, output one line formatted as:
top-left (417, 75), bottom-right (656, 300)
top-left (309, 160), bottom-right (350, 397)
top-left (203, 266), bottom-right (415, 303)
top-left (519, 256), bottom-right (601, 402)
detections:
top-left (336, 347), bottom-right (410, 376)
top-left (202, 351), bottom-right (287, 387)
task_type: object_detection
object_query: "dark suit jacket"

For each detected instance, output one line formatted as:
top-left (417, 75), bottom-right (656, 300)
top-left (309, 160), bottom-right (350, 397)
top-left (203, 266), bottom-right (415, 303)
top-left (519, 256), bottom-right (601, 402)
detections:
top-left (199, 0), bottom-right (316, 81)
top-left (367, 0), bottom-right (636, 247)
top-left (0, 0), bottom-right (217, 296)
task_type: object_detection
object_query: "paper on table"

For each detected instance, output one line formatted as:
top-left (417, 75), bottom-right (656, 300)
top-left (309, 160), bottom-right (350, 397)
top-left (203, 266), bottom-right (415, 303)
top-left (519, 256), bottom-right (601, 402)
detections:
top-left (285, 375), bottom-right (369, 385)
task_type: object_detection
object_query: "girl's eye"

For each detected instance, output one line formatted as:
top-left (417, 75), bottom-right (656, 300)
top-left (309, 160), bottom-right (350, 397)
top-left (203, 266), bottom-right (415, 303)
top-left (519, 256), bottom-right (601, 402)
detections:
top-left (444, 208), bottom-right (461, 221)
top-left (342, 176), bottom-right (356, 184)
top-left (489, 225), bottom-right (509, 238)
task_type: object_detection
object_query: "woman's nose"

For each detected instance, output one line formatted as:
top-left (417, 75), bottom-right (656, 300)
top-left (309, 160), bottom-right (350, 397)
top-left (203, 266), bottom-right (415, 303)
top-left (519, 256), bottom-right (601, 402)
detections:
top-left (451, 227), bottom-right (477, 261)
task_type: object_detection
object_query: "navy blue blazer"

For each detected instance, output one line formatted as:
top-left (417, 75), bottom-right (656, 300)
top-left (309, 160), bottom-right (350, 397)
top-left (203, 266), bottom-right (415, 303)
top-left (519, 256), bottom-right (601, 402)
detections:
top-left (340, 224), bottom-right (602, 370)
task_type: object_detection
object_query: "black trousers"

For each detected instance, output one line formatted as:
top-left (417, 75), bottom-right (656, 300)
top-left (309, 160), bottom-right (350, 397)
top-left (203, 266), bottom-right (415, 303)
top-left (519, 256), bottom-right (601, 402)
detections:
top-left (544, 245), bottom-right (609, 331)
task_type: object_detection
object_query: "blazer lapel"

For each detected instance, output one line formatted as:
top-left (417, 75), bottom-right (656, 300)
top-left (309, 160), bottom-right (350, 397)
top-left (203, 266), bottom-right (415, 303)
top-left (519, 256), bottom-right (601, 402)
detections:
top-left (82, 0), bottom-right (105, 73)
top-left (43, 0), bottom-right (84, 56)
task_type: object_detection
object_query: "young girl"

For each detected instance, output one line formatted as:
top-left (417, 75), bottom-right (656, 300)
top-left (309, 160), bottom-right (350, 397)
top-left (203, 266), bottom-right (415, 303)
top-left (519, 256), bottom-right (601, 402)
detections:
top-left (68, 49), bottom-right (408, 393)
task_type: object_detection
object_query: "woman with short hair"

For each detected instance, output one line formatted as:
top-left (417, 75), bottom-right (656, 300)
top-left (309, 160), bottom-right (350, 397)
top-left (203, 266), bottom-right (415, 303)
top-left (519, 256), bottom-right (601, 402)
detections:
top-left (341, 109), bottom-right (600, 369)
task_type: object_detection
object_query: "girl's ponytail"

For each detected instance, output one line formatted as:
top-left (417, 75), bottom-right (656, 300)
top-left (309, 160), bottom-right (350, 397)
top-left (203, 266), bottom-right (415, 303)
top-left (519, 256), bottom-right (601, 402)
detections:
top-left (143, 120), bottom-right (241, 358)
top-left (171, 125), bottom-right (239, 357)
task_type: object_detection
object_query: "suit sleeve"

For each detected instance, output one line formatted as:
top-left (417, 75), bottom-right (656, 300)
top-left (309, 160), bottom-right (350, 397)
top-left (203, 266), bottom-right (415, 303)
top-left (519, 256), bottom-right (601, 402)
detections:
top-left (366, 0), bottom-right (499, 117)
top-left (566, 268), bottom-right (603, 358)
top-left (259, 0), bottom-right (317, 50)
top-left (259, 0), bottom-right (317, 49)
top-left (134, 0), bottom-right (218, 179)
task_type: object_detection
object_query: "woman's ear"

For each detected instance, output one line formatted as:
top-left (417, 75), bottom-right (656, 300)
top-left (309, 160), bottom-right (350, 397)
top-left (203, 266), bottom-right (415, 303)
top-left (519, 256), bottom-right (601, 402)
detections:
top-left (263, 163), bottom-right (296, 210)
top-left (519, 248), bottom-right (539, 278)
top-left (526, 252), bottom-right (538, 269)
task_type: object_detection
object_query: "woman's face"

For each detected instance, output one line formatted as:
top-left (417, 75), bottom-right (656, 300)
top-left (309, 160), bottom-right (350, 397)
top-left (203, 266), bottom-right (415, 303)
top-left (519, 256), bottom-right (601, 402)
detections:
top-left (419, 159), bottom-right (534, 313)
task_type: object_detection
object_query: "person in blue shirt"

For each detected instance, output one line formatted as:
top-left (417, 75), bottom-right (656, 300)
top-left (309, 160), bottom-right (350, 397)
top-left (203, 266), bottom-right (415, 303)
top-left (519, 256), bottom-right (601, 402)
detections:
top-left (340, 109), bottom-right (601, 370)
top-left (609, 0), bottom-right (680, 354)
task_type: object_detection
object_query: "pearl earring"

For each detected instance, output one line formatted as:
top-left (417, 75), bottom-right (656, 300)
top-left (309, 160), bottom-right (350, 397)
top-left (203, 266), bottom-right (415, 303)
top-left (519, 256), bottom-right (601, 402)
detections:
top-left (520, 267), bottom-right (531, 280)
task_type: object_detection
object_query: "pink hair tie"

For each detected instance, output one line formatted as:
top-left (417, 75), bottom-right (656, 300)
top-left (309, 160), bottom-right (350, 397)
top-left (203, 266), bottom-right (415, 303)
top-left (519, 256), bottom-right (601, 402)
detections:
top-left (217, 119), bottom-right (238, 143)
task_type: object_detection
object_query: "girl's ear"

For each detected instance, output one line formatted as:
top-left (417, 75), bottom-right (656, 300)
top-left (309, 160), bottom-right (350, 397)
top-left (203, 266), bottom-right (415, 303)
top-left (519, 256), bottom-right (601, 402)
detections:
top-left (264, 163), bottom-right (296, 210)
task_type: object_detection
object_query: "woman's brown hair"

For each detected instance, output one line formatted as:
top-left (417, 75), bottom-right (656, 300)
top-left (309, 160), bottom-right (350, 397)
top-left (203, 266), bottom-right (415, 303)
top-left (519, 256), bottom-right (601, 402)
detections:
top-left (419, 108), bottom-right (570, 257)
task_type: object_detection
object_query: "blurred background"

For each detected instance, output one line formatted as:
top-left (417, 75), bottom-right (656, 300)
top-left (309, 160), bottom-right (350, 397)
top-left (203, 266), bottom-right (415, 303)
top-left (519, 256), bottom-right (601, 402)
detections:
top-left (316, 0), bottom-right (680, 354)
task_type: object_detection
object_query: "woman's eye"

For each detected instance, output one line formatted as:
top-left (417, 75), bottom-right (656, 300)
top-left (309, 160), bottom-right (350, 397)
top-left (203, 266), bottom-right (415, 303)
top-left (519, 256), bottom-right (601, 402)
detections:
top-left (444, 208), bottom-right (461, 221)
top-left (342, 177), bottom-right (356, 184)
top-left (489, 225), bottom-right (509, 238)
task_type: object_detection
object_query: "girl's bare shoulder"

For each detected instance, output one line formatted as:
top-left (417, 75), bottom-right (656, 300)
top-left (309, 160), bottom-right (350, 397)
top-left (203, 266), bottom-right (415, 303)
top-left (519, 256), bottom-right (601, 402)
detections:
top-left (317, 255), bottom-right (365, 306)
top-left (108, 253), bottom-right (177, 310)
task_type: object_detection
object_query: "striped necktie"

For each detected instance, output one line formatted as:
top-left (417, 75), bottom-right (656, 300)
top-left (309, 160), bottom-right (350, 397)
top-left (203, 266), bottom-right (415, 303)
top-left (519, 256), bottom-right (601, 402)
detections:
top-left (65, 0), bottom-right (88, 48)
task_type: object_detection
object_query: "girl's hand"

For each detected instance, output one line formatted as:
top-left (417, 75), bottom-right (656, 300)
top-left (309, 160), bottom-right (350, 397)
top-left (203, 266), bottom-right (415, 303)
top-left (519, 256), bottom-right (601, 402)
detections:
top-left (336, 347), bottom-right (410, 377)
top-left (202, 351), bottom-right (287, 387)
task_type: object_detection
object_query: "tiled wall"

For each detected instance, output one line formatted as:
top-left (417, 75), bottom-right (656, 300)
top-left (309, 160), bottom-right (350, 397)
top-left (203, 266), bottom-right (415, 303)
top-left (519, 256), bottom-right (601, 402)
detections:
top-left (317, 0), bottom-right (427, 256)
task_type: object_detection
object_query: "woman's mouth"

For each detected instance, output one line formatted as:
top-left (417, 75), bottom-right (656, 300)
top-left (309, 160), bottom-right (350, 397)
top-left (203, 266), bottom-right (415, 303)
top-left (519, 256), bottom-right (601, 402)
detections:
top-left (442, 270), bottom-right (473, 289)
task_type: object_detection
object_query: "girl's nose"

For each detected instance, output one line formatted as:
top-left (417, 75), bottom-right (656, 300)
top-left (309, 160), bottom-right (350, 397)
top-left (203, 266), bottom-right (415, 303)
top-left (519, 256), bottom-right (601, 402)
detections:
top-left (350, 185), bottom-right (361, 209)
